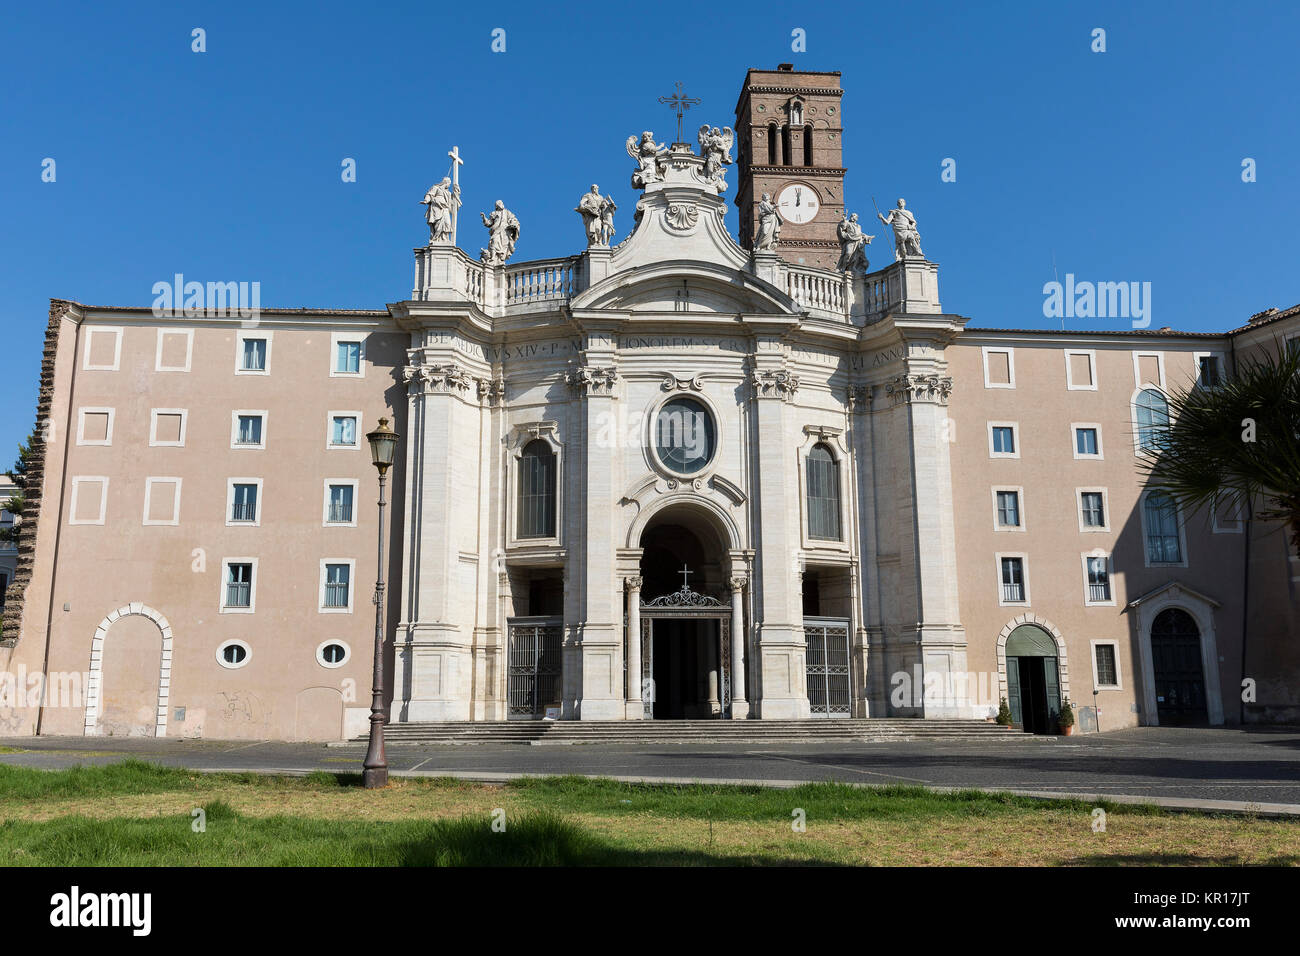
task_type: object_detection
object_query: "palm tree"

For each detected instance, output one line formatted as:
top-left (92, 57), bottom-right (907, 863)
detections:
top-left (1141, 342), bottom-right (1300, 554)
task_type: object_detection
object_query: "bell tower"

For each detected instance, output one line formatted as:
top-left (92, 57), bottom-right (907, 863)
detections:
top-left (734, 65), bottom-right (846, 270)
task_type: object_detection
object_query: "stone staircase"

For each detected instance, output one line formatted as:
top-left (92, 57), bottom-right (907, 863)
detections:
top-left (351, 718), bottom-right (1021, 746)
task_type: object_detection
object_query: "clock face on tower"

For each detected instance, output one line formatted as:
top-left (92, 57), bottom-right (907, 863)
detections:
top-left (777, 183), bottom-right (820, 224)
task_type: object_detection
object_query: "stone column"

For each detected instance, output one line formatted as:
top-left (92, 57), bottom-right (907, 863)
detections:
top-left (729, 577), bottom-right (749, 718)
top-left (624, 576), bottom-right (643, 719)
top-left (566, 349), bottom-right (623, 720)
top-left (706, 629), bottom-right (720, 715)
top-left (748, 352), bottom-right (810, 719)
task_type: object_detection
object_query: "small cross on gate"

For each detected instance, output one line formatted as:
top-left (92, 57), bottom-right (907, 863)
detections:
top-left (658, 81), bottom-right (701, 144)
top-left (678, 563), bottom-right (693, 591)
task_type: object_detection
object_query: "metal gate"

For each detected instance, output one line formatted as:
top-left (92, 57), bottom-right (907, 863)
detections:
top-left (804, 617), bottom-right (851, 718)
top-left (639, 582), bottom-right (731, 719)
top-left (506, 617), bottom-right (562, 719)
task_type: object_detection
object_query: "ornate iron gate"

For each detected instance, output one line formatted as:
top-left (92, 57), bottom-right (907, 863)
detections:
top-left (805, 617), bottom-right (851, 718)
top-left (506, 617), bottom-right (562, 719)
top-left (640, 583), bottom-right (730, 719)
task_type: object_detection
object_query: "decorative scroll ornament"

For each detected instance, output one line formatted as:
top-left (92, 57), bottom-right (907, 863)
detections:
top-left (476, 377), bottom-right (505, 405)
top-left (404, 363), bottom-right (476, 394)
top-left (565, 362), bottom-right (619, 395)
top-left (660, 373), bottom-right (704, 392)
top-left (885, 373), bottom-right (953, 406)
top-left (847, 384), bottom-right (873, 414)
top-left (750, 368), bottom-right (800, 401)
top-left (642, 584), bottom-right (727, 609)
top-left (665, 202), bottom-right (699, 231)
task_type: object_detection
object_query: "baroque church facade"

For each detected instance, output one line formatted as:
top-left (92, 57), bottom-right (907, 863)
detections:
top-left (2, 66), bottom-right (1297, 740)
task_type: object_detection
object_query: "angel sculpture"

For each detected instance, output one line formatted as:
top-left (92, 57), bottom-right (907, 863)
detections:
top-left (697, 125), bottom-right (734, 185)
top-left (626, 131), bottom-right (668, 189)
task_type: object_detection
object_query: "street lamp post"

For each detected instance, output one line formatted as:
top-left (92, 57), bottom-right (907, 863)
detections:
top-left (363, 416), bottom-right (399, 789)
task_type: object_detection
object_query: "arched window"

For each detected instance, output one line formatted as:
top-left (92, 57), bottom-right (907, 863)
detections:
top-left (1143, 491), bottom-right (1182, 563)
top-left (806, 443), bottom-right (842, 540)
top-left (767, 123), bottom-right (777, 164)
top-left (1134, 388), bottom-right (1169, 453)
top-left (517, 440), bottom-right (556, 539)
top-left (804, 124), bottom-right (814, 166)
top-left (781, 125), bottom-right (792, 165)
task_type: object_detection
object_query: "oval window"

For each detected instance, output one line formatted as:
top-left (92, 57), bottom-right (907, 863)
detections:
top-left (653, 397), bottom-right (716, 475)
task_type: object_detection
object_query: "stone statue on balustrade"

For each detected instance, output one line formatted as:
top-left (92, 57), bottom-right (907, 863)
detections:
top-left (421, 177), bottom-right (460, 244)
top-left (754, 192), bottom-right (782, 251)
top-left (575, 185), bottom-right (617, 247)
top-left (697, 125), bottom-right (734, 186)
top-left (878, 197), bottom-right (924, 260)
top-left (835, 213), bottom-right (873, 274)
top-left (480, 200), bottom-right (520, 265)
top-left (626, 131), bottom-right (668, 188)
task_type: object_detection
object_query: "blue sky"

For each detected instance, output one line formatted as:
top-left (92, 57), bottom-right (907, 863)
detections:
top-left (2, 0), bottom-right (1297, 458)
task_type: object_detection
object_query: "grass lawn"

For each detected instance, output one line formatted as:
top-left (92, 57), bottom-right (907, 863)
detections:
top-left (0, 759), bottom-right (1296, 866)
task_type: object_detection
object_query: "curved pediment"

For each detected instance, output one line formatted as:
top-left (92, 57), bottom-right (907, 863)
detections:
top-left (571, 260), bottom-right (797, 315)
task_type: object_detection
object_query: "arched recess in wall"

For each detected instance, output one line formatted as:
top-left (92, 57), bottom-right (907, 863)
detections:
top-left (84, 604), bottom-right (173, 737)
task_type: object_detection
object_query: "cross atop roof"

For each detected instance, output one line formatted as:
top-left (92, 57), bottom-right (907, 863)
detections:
top-left (658, 81), bottom-right (700, 144)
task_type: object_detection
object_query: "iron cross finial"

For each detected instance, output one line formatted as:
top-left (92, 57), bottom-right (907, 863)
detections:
top-left (658, 81), bottom-right (701, 144)
top-left (678, 563), bottom-right (693, 591)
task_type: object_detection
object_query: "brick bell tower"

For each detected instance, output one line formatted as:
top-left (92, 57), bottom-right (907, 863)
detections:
top-left (734, 65), bottom-right (846, 270)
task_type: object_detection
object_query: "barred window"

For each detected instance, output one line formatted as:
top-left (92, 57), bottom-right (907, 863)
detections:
top-left (806, 443), bottom-right (842, 541)
top-left (517, 440), bottom-right (556, 539)
top-left (1094, 643), bottom-right (1118, 687)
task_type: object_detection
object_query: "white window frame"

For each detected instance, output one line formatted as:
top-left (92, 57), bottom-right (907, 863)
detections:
top-left (231, 410), bottom-right (268, 450)
top-left (319, 558), bottom-right (357, 614)
top-left (1081, 551), bottom-right (1116, 607)
top-left (1192, 350), bottom-right (1225, 389)
top-left (142, 477), bottom-right (182, 526)
top-left (76, 407), bottom-right (115, 446)
top-left (1131, 350), bottom-right (1166, 390)
top-left (220, 557), bottom-right (258, 614)
top-left (226, 478), bottom-right (264, 527)
top-left (1139, 490), bottom-right (1189, 568)
top-left (154, 328), bottom-right (194, 373)
top-left (987, 421), bottom-right (1020, 459)
top-left (995, 552), bottom-right (1030, 607)
top-left (215, 639), bottom-right (252, 670)
top-left (68, 476), bottom-right (109, 526)
top-left (235, 330), bottom-right (274, 375)
top-left (1090, 639), bottom-right (1123, 690)
top-left (1064, 349), bottom-right (1098, 391)
top-left (323, 479), bottom-right (360, 527)
top-left (1070, 422), bottom-right (1104, 460)
top-left (82, 326), bottom-right (123, 371)
top-left (981, 346), bottom-right (1016, 389)
top-left (326, 411), bottom-right (363, 451)
top-left (1075, 487), bottom-right (1111, 533)
top-left (315, 639), bottom-right (352, 669)
top-left (330, 332), bottom-right (366, 378)
top-left (148, 408), bottom-right (188, 448)
top-left (991, 486), bottom-right (1026, 533)
top-left (1211, 493), bottom-right (1245, 534)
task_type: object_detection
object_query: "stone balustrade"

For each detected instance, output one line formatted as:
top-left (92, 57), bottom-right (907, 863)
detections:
top-left (413, 242), bottom-right (938, 323)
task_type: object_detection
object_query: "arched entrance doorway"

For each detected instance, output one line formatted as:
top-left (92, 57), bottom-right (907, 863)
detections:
top-left (637, 508), bottom-right (732, 720)
top-left (1151, 608), bottom-right (1207, 725)
top-left (1005, 624), bottom-right (1061, 734)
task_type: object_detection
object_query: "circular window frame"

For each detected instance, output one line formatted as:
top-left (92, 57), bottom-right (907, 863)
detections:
top-left (216, 639), bottom-right (251, 669)
top-left (647, 392), bottom-right (721, 481)
top-left (315, 640), bottom-right (352, 669)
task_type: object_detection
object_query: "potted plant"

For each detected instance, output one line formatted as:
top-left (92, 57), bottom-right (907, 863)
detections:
top-left (995, 697), bottom-right (1013, 727)
top-left (1057, 698), bottom-right (1076, 736)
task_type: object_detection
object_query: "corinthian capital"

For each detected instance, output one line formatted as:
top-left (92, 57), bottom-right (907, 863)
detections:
top-left (565, 362), bottom-right (618, 395)
top-left (885, 372), bottom-right (953, 406)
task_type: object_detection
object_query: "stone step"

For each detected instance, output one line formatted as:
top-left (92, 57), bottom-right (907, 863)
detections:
top-left (360, 718), bottom-right (1020, 745)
